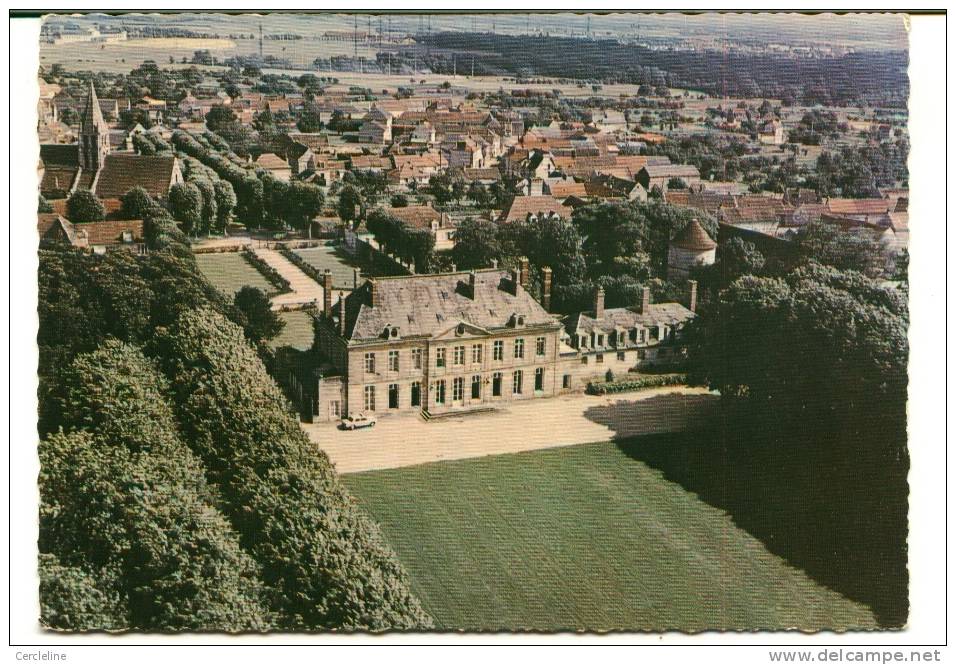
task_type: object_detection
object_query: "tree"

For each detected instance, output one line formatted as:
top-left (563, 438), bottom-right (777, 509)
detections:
top-left (466, 180), bottom-right (492, 208)
top-left (204, 104), bottom-right (238, 132)
top-left (234, 286), bottom-right (285, 343)
top-left (297, 103), bottom-right (323, 133)
top-left (337, 185), bottom-right (363, 227)
top-left (39, 553), bottom-right (125, 631)
top-left (666, 177), bottom-right (688, 190)
top-left (796, 220), bottom-right (887, 278)
top-left (191, 177), bottom-right (219, 233)
top-left (390, 193), bottom-right (409, 208)
top-left (451, 218), bottom-right (502, 270)
top-left (213, 179), bottom-right (237, 231)
top-left (120, 187), bottom-right (154, 221)
top-left (288, 181), bottom-right (325, 236)
top-left (41, 342), bottom-right (272, 631)
top-left (153, 308), bottom-right (433, 629)
top-left (66, 189), bottom-right (106, 223)
top-left (168, 182), bottom-right (204, 235)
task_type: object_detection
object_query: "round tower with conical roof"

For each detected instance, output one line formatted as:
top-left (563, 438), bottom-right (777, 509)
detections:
top-left (667, 219), bottom-right (716, 281)
top-left (78, 82), bottom-right (110, 171)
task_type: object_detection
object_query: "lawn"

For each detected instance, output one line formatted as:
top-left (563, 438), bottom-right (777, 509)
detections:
top-left (293, 246), bottom-right (361, 289)
top-left (195, 252), bottom-right (276, 297)
top-left (344, 439), bottom-right (877, 632)
top-left (268, 310), bottom-right (315, 351)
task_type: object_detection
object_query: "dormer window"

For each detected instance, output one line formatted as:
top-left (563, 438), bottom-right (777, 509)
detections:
top-left (456, 323), bottom-right (466, 336)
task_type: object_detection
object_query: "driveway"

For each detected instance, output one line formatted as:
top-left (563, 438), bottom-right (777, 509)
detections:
top-left (303, 386), bottom-right (719, 474)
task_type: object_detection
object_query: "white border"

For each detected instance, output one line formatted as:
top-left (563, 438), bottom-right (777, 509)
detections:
top-left (5, 2), bottom-right (949, 657)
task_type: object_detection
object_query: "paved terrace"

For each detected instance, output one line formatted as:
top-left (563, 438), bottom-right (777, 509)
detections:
top-left (303, 386), bottom-right (719, 474)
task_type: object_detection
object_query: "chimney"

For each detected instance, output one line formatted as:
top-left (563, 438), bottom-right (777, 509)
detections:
top-left (541, 266), bottom-right (553, 312)
top-left (518, 257), bottom-right (529, 288)
top-left (369, 278), bottom-right (380, 308)
top-left (338, 295), bottom-right (347, 336)
top-left (594, 286), bottom-right (605, 319)
top-left (353, 267), bottom-right (361, 289)
top-left (640, 286), bottom-right (651, 314)
top-left (687, 279), bottom-right (698, 314)
top-left (450, 263), bottom-right (457, 273)
top-left (490, 258), bottom-right (498, 269)
top-left (468, 270), bottom-right (477, 297)
top-left (322, 269), bottom-right (333, 317)
top-left (509, 268), bottom-right (521, 295)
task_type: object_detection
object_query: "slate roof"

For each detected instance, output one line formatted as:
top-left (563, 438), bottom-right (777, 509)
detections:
top-left (341, 270), bottom-right (559, 341)
top-left (641, 164), bottom-right (701, 179)
top-left (39, 143), bottom-right (79, 168)
top-left (93, 154), bottom-right (178, 199)
top-left (566, 303), bottom-right (695, 337)
top-left (826, 198), bottom-right (892, 216)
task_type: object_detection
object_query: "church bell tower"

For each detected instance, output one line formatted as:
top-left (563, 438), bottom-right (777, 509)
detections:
top-left (78, 82), bottom-right (110, 171)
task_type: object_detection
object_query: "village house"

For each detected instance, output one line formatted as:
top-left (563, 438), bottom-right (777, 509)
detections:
top-left (255, 152), bottom-right (293, 181)
top-left (666, 219), bottom-right (717, 282)
top-left (38, 213), bottom-right (146, 254)
top-left (499, 195), bottom-right (573, 224)
top-left (385, 205), bottom-right (456, 251)
top-left (636, 163), bottom-right (702, 192)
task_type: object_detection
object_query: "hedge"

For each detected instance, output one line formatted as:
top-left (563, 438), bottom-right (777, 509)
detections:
top-left (586, 373), bottom-right (687, 395)
top-left (241, 248), bottom-right (292, 295)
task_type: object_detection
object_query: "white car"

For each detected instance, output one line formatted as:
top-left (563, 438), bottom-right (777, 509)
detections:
top-left (340, 413), bottom-right (377, 430)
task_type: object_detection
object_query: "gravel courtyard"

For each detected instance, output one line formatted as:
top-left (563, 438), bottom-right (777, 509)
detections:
top-left (303, 386), bottom-right (719, 474)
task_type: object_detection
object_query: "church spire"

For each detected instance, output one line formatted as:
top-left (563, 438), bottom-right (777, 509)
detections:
top-left (78, 81), bottom-right (109, 171)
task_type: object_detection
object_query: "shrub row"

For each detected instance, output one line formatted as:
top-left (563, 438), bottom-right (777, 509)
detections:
top-left (586, 373), bottom-right (687, 395)
top-left (241, 248), bottom-right (292, 295)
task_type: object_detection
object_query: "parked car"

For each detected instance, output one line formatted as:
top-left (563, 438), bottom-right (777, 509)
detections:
top-left (340, 413), bottom-right (377, 430)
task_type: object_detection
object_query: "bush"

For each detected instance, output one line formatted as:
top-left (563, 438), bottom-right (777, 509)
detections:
top-left (586, 373), bottom-right (687, 395)
top-left (66, 189), bottom-right (106, 223)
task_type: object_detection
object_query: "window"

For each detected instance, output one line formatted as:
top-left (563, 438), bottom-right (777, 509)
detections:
top-left (412, 348), bottom-right (423, 370)
top-left (453, 345), bottom-right (465, 366)
top-left (639, 329), bottom-right (646, 344)
top-left (637, 349), bottom-right (646, 360)
top-left (329, 400), bottom-right (341, 419)
top-left (364, 352), bottom-right (376, 374)
top-left (597, 334), bottom-right (605, 347)
top-left (493, 340), bottom-right (504, 361)
top-left (536, 337), bottom-right (546, 356)
top-left (471, 375), bottom-right (481, 399)
top-left (512, 370), bottom-right (524, 394)
top-left (436, 347), bottom-right (446, 368)
top-left (596, 353), bottom-right (604, 364)
top-left (388, 350), bottom-right (399, 372)
top-left (534, 367), bottom-right (544, 392)
top-left (472, 343), bottom-right (483, 364)
top-left (617, 352), bottom-right (626, 361)
top-left (452, 377), bottom-right (464, 401)
top-left (411, 381), bottom-right (421, 407)
top-left (492, 372), bottom-right (502, 397)
top-left (388, 383), bottom-right (399, 409)
top-left (580, 356), bottom-right (588, 365)
top-left (514, 338), bottom-right (525, 359)
top-left (364, 385), bottom-right (376, 411)
top-left (562, 375), bottom-right (572, 389)
top-left (630, 329), bottom-right (638, 343)
top-left (434, 380), bottom-right (446, 405)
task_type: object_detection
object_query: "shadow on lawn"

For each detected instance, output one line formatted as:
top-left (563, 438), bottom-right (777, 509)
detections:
top-left (584, 396), bottom-right (909, 628)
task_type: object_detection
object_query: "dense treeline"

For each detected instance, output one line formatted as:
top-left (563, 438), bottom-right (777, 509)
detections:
top-left (38, 203), bottom-right (431, 630)
top-left (450, 201), bottom-right (714, 313)
top-left (682, 262), bottom-right (908, 625)
top-left (418, 32), bottom-right (908, 107)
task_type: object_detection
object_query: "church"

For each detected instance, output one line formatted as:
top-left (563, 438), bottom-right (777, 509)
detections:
top-left (38, 82), bottom-right (183, 203)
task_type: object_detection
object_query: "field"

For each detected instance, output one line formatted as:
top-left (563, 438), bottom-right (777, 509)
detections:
top-left (268, 309), bottom-right (315, 351)
top-left (344, 438), bottom-right (877, 631)
top-left (195, 251), bottom-right (275, 296)
top-left (293, 246), bottom-right (361, 289)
